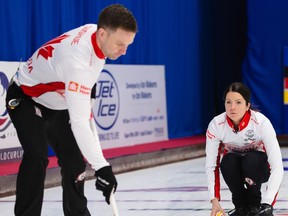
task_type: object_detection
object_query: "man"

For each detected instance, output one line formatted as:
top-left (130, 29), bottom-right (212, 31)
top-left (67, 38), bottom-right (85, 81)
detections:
top-left (6, 4), bottom-right (137, 216)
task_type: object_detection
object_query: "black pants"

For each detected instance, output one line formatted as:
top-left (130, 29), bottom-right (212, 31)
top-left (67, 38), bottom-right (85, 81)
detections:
top-left (6, 83), bottom-right (91, 216)
top-left (220, 151), bottom-right (269, 209)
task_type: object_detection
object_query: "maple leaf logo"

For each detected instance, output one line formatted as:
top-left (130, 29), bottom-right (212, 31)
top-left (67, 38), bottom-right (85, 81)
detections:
top-left (37, 34), bottom-right (69, 60)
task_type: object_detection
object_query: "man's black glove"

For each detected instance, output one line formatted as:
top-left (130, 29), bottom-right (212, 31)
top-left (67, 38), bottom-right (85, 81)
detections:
top-left (95, 166), bottom-right (117, 204)
top-left (260, 203), bottom-right (273, 216)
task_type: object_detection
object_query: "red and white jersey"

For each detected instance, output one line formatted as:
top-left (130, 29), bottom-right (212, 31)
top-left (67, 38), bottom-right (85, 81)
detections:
top-left (13, 24), bottom-right (109, 170)
top-left (205, 110), bottom-right (283, 204)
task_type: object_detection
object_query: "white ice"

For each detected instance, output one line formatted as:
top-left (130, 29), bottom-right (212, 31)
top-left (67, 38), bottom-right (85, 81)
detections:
top-left (0, 148), bottom-right (288, 216)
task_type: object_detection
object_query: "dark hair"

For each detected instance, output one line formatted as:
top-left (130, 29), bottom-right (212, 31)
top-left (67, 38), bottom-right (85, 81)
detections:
top-left (97, 4), bottom-right (138, 33)
top-left (223, 82), bottom-right (251, 106)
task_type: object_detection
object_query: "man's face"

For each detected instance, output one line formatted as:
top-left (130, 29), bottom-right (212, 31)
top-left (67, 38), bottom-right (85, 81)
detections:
top-left (99, 28), bottom-right (136, 60)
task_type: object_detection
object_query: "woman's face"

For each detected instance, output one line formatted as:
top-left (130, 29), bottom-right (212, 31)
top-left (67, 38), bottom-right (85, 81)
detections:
top-left (225, 91), bottom-right (250, 125)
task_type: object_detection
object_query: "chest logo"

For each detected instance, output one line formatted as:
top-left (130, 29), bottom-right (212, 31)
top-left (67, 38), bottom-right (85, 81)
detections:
top-left (244, 129), bottom-right (256, 142)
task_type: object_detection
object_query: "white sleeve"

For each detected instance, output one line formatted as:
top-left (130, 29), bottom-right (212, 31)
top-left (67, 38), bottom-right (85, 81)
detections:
top-left (205, 120), bottom-right (222, 200)
top-left (260, 119), bottom-right (284, 204)
top-left (62, 60), bottom-right (109, 171)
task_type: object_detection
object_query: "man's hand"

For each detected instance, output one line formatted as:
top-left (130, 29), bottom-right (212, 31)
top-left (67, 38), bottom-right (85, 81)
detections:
top-left (95, 166), bottom-right (118, 204)
top-left (260, 203), bottom-right (273, 216)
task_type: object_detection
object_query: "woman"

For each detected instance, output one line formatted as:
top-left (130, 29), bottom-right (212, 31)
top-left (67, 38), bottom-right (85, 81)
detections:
top-left (205, 82), bottom-right (283, 216)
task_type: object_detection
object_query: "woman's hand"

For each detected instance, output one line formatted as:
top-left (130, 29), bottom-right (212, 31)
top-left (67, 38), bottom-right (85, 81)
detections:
top-left (210, 198), bottom-right (226, 216)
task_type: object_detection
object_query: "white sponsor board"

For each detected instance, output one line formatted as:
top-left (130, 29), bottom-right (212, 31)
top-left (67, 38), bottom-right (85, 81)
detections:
top-left (0, 62), bottom-right (168, 162)
top-left (93, 64), bottom-right (168, 149)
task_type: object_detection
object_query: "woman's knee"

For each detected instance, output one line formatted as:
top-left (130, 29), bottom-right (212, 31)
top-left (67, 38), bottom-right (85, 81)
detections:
top-left (220, 153), bottom-right (241, 172)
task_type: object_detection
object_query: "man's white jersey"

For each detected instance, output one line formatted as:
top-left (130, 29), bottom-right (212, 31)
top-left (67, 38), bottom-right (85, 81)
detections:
top-left (14, 24), bottom-right (109, 170)
top-left (205, 110), bottom-right (283, 204)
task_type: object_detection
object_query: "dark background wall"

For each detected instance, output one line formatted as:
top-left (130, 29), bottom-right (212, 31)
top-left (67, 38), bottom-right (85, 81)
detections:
top-left (0, 0), bottom-right (287, 138)
top-left (242, 0), bottom-right (288, 134)
top-left (199, 0), bottom-right (247, 129)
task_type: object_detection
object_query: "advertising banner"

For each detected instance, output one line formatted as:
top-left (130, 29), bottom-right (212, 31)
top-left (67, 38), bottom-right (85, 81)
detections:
top-left (92, 64), bottom-right (168, 149)
top-left (0, 62), bottom-right (168, 163)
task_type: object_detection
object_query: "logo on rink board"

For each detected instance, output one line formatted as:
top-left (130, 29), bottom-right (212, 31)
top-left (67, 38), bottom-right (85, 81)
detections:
top-left (0, 72), bottom-right (12, 139)
top-left (94, 70), bottom-right (119, 130)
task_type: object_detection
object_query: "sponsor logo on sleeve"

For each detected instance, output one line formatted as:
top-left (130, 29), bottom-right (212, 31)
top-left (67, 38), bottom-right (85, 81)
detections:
top-left (80, 85), bottom-right (91, 95)
top-left (68, 81), bottom-right (79, 92)
top-left (67, 81), bottom-right (91, 95)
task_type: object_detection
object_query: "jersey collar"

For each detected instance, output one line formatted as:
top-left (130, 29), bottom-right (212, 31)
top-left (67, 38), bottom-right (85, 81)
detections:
top-left (226, 110), bottom-right (251, 132)
top-left (91, 32), bottom-right (105, 59)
